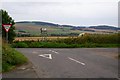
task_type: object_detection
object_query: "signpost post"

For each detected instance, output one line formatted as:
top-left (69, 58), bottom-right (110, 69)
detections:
top-left (2, 24), bottom-right (12, 43)
top-left (40, 28), bottom-right (47, 41)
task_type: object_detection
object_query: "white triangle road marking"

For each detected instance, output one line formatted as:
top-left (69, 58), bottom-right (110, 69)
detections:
top-left (39, 54), bottom-right (52, 59)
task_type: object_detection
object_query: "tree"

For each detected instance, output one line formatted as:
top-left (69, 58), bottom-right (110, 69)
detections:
top-left (1, 9), bottom-right (16, 43)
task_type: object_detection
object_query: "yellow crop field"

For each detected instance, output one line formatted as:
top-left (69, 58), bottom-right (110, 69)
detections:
top-left (14, 36), bottom-right (78, 42)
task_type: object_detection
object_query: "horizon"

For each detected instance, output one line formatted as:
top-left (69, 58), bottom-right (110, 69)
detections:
top-left (15, 20), bottom-right (118, 27)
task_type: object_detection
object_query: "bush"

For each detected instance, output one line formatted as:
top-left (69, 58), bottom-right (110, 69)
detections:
top-left (2, 10), bottom-right (16, 43)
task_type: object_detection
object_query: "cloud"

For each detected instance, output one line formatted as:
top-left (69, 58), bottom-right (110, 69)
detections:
top-left (2, 0), bottom-right (119, 2)
top-left (1, 1), bottom-right (118, 26)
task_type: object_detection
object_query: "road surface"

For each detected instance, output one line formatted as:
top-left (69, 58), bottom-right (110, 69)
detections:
top-left (6, 48), bottom-right (119, 78)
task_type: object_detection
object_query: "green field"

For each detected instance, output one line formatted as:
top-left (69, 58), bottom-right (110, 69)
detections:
top-left (15, 23), bottom-right (82, 36)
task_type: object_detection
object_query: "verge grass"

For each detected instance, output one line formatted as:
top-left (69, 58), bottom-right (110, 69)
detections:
top-left (2, 42), bottom-right (28, 72)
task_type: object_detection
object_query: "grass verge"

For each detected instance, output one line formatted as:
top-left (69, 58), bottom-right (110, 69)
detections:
top-left (2, 42), bottom-right (28, 72)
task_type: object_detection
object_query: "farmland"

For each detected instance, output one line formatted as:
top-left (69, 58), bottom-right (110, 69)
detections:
top-left (14, 36), bottom-right (77, 42)
top-left (15, 21), bottom-right (119, 37)
top-left (15, 22), bottom-right (81, 37)
top-left (13, 21), bottom-right (120, 48)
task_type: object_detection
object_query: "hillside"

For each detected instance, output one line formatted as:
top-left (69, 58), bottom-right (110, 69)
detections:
top-left (15, 21), bottom-right (81, 37)
top-left (16, 21), bottom-right (59, 27)
top-left (15, 21), bottom-right (119, 37)
top-left (89, 25), bottom-right (119, 30)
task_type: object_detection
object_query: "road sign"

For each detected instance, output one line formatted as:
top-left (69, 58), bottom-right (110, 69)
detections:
top-left (2, 24), bottom-right (12, 32)
top-left (2, 24), bottom-right (12, 43)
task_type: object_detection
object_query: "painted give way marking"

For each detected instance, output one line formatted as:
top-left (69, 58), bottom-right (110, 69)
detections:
top-left (39, 54), bottom-right (52, 59)
top-left (68, 57), bottom-right (85, 65)
top-left (49, 50), bottom-right (59, 54)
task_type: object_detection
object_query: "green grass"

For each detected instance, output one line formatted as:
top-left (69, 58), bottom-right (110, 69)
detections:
top-left (12, 41), bottom-right (119, 48)
top-left (2, 42), bottom-right (28, 72)
top-left (12, 42), bottom-right (79, 48)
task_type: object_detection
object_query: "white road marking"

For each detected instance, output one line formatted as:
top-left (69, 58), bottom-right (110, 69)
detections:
top-left (39, 54), bottom-right (52, 59)
top-left (49, 50), bottom-right (52, 51)
top-left (54, 51), bottom-right (59, 54)
top-left (68, 57), bottom-right (85, 65)
top-left (49, 50), bottom-right (59, 54)
top-left (32, 51), bottom-right (38, 54)
top-left (52, 51), bottom-right (55, 53)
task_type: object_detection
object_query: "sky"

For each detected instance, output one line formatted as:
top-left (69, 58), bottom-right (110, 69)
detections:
top-left (1, 0), bottom-right (119, 27)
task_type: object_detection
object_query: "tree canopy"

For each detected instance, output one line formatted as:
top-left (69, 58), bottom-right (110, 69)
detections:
top-left (1, 9), bottom-right (16, 43)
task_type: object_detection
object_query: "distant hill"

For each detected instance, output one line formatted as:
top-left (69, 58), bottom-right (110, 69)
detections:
top-left (61, 25), bottom-right (74, 27)
top-left (89, 25), bottom-right (119, 30)
top-left (15, 21), bottom-right (119, 37)
top-left (16, 21), bottom-right (59, 27)
top-left (15, 21), bottom-right (80, 37)
top-left (16, 21), bottom-right (78, 28)
top-left (16, 21), bottom-right (119, 30)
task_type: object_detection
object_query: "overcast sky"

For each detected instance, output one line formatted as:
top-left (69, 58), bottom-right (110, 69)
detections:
top-left (1, 0), bottom-right (119, 27)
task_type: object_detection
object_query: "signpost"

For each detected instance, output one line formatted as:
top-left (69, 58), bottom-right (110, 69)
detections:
top-left (2, 24), bottom-right (12, 43)
top-left (40, 28), bottom-right (47, 41)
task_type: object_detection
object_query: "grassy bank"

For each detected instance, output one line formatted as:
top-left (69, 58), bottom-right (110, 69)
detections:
top-left (2, 42), bottom-right (28, 72)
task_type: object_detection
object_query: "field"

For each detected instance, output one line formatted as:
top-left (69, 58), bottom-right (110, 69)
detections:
top-left (15, 23), bottom-right (82, 36)
top-left (14, 22), bottom-right (119, 48)
top-left (14, 36), bottom-right (77, 41)
top-left (15, 22), bottom-right (119, 37)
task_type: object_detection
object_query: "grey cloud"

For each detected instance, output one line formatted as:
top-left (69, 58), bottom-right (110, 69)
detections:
top-left (1, 1), bottom-right (118, 26)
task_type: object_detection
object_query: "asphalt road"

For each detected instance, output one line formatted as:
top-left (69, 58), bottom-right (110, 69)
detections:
top-left (11, 48), bottom-right (119, 78)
